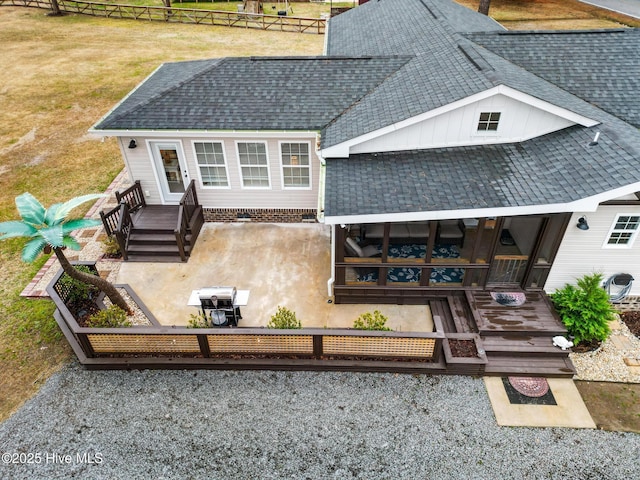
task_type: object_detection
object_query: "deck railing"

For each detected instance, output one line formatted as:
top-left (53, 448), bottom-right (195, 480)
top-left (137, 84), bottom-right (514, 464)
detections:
top-left (47, 265), bottom-right (446, 371)
top-left (175, 180), bottom-right (199, 261)
top-left (99, 201), bottom-right (132, 260)
top-left (488, 255), bottom-right (529, 285)
top-left (115, 180), bottom-right (146, 213)
top-left (0, 0), bottom-right (326, 34)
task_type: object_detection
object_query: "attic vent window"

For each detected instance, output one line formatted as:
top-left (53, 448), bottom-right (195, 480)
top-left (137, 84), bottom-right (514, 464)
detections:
top-left (477, 112), bottom-right (501, 132)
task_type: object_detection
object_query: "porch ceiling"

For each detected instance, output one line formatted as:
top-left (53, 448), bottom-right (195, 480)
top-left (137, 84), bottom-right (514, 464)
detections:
top-left (323, 125), bottom-right (640, 220)
top-left (116, 223), bottom-right (433, 331)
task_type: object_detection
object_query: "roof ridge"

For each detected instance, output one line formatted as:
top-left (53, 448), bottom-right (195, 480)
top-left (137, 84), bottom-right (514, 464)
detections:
top-left (495, 28), bottom-right (629, 35)
top-left (322, 55), bottom-right (415, 133)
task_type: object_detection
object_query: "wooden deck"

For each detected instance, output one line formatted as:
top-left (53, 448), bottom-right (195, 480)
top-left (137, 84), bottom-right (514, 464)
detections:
top-left (100, 181), bottom-right (205, 262)
top-left (430, 291), bottom-right (576, 378)
top-left (132, 205), bottom-right (180, 230)
top-left (467, 291), bottom-right (568, 337)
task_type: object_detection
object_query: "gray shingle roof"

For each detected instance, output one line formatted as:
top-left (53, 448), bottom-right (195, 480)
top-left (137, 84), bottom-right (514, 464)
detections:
top-left (322, 1), bottom-right (640, 148)
top-left (324, 125), bottom-right (640, 217)
top-left (466, 29), bottom-right (640, 128)
top-left (94, 56), bottom-right (411, 131)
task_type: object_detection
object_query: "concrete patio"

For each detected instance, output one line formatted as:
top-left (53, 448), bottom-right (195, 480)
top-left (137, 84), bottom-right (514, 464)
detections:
top-left (117, 223), bottom-right (433, 332)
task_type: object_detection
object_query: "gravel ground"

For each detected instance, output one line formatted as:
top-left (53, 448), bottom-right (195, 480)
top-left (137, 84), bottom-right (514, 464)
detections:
top-left (1, 365), bottom-right (639, 479)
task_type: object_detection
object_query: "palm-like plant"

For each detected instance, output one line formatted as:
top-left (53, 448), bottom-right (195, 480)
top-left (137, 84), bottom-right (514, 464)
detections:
top-left (0, 192), bottom-right (131, 314)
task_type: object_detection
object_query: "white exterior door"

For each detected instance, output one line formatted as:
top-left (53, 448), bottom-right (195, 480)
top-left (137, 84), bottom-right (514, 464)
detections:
top-left (149, 141), bottom-right (189, 204)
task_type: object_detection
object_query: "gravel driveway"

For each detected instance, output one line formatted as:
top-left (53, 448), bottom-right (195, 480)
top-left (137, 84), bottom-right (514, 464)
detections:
top-left (0, 364), bottom-right (638, 479)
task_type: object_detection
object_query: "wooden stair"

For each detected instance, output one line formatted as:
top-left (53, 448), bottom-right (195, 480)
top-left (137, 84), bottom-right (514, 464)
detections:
top-left (481, 334), bottom-right (576, 378)
top-left (126, 229), bottom-right (194, 262)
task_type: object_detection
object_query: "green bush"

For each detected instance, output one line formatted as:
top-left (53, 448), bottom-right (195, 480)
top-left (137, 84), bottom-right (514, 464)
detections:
top-left (551, 272), bottom-right (615, 344)
top-left (58, 265), bottom-right (99, 305)
top-left (267, 306), bottom-right (301, 329)
top-left (187, 312), bottom-right (210, 328)
top-left (102, 235), bottom-right (121, 256)
top-left (86, 305), bottom-right (131, 328)
top-left (353, 310), bottom-right (392, 331)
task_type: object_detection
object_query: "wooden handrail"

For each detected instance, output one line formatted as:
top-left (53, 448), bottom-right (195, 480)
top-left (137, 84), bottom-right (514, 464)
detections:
top-left (114, 202), bottom-right (132, 261)
top-left (115, 180), bottom-right (146, 212)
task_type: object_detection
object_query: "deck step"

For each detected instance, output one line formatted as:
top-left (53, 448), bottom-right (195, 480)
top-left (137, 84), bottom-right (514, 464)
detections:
top-left (481, 335), bottom-right (569, 357)
top-left (484, 355), bottom-right (576, 378)
top-left (129, 232), bottom-right (193, 245)
top-left (127, 244), bottom-right (192, 256)
top-left (479, 326), bottom-right (567, 337)
top-left (124, 254), bottom-right (188, 263)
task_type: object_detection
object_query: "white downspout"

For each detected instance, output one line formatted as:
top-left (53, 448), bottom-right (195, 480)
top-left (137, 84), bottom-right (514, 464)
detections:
top-left (316, 134), bottom-right (333, 299)
top-left (328, 224), bottom-right (335, 299)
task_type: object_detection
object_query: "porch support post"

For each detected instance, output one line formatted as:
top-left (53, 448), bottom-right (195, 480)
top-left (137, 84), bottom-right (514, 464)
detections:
top-left (420, 221), bottom-right (438, 287)
top-left (335, 224), bottom-right (345, 285)
top-left (521, 216), bottom-right (550, 289)
top-left (484, 217), bottom-right (505, 287)
top-left (378, 223), bottom-right (391, 286)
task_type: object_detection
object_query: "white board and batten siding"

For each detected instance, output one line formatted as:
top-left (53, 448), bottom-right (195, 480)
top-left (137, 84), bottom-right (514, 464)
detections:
top-left (119, 134), bottom-right (320, 210)
top-left (349, 94), bottom-right (575, 155)
top-left (546, 207), bottom-right (640, 296)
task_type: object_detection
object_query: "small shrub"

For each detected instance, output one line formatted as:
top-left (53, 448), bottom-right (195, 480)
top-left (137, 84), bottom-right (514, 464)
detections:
top-left (102, 235), bottom-right (121, 256)
top-left (58, 265), bottom-right (99, 305)
top-left (353, 310), bottom-right (392, 331)
top-left (268, 306), bottom-right (301, 329)
top-left (86, 305), bottom-right (131, 328)
top-left (551, 272), bottom-right (615, 344)
top-left (187, 312), bottom-right (210, 328)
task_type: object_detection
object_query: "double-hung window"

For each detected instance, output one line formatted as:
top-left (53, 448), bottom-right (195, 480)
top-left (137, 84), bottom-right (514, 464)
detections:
top-left (194, 142), bottom-right (228, 187)
top-left (605, 214), bottom-right (640, 247)
top-left (237, 142), bottom-right (270, 188)
top-left (281, 142), bottom-right (310, 188)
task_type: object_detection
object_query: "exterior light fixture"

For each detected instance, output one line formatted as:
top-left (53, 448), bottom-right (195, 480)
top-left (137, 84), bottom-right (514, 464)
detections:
top-left (128, 139), bottom-right (137, 149)
top-left (577, 216), bottom-right (589, 230)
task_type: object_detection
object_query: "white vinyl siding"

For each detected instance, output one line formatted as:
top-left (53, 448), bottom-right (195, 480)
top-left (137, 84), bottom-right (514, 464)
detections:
top-left (546, 208), bottom-right (640, 296)
top-left (237, 142), bottom-right (270, 188)
top-left (121, 133), bottom-right (320, 210)
top-left (280, 142), bottom-right (311, 189)
top-left (348, 93), bottom-right (575, 154)
top-left (194, 142), bottom-right (229, 188)
top-left (604, 214), bottom-right (640, 248)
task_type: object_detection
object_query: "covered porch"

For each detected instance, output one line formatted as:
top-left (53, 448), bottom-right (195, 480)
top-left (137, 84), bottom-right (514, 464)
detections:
top-left (332, 213), bottom-right (571, 304)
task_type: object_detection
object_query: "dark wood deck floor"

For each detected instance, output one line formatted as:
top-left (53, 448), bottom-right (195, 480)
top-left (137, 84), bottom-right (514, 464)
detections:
top-left (132, 205), bottom-right (180, 230)
top-left (430, 291), bottom-right (576, 378)
top-left (467, 291), bottom-right (568, 337)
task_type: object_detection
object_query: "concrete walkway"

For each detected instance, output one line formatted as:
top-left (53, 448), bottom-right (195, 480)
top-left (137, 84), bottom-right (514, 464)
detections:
top-left (580, 0), bottom-right (640, 18)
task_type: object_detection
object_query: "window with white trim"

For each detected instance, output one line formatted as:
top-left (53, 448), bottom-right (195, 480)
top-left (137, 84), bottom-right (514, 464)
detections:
top-left (237, 142), bottom-right (269, 188)
top-left (605, 214), bottom-right (640, 247)
top-left (477, 112), bottom-right (501, 131)
top-left (194, 142), bottom-right (228, 187)
top-left (281, 142), bottom-right (310, 188)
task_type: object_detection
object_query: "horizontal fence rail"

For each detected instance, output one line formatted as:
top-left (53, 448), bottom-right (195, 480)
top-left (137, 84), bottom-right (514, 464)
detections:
top-left (78, 328), bottom-right (442, 360)
top-left (0, 0), bottom-right (326, 33)
top-left (47, 265), bottom-right (448, 371)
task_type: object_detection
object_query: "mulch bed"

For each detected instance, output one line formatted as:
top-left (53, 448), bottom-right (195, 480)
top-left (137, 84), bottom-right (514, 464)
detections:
top-left (621, 311), bottom-right (640, 339)
top-left (67, 298), bottom-right (101, 327)
top-left (572, 339), bottom-right (602, 353)
top-left (448, 339), bottom-right (478, 358)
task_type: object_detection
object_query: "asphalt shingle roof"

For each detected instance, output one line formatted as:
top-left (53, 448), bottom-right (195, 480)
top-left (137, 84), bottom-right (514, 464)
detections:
top-left (94, 56), bottom-right (411, 131)
top-left (322, 0), bottom-right (640, 148)
top-left (466, 29), bottom-right (640, 128)
top-left (324, 125), bottom-right (640, 217)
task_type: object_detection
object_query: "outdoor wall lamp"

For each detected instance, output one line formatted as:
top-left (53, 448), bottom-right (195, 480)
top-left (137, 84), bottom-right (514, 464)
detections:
top-left (577, 216), bottom-right (589, 230)
top-left (128, 139), bottom-right (137, 149)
